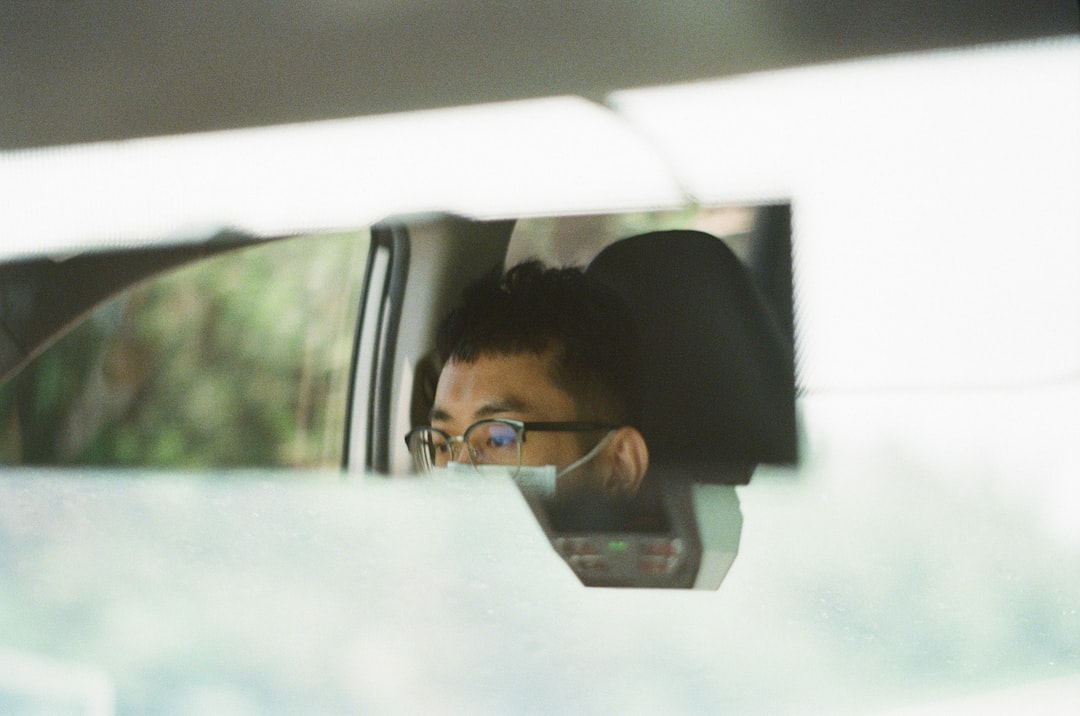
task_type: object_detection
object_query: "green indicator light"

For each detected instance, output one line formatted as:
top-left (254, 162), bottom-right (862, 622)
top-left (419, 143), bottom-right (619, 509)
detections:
top-left (608, 540), bottom-right (629, 553)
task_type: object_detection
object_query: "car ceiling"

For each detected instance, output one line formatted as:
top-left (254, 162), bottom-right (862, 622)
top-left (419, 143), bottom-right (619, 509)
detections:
top-left (2, 1), bottom-right (1076, 150)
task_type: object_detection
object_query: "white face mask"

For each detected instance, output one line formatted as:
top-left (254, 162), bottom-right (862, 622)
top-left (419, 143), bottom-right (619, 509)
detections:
top-left (439, 430), bottom-right (616, 500)
top-left (443, 461), bottom-right (557, 499)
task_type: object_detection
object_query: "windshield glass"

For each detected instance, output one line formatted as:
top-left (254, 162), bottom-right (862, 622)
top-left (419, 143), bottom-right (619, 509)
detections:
top-left (3, 385), bottom-right (1078, 713)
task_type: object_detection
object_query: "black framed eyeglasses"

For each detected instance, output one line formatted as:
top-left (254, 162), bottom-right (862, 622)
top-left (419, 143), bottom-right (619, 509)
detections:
top-left (404, 418), bottom-right (617, 475)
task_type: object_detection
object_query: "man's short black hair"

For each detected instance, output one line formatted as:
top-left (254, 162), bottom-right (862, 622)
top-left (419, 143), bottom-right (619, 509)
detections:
top-left (436, 261), bottom-right (642, 427)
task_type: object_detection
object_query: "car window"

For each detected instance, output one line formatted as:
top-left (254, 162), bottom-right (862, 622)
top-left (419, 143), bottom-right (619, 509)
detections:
top-left (0, 232), bottom-right (369, 468)
top-left (506, 206), bottom-right (756, 269)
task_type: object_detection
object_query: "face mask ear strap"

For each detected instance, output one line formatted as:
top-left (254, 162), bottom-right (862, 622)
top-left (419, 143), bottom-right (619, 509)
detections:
top-left (556, 430), bottom-right (616, 479)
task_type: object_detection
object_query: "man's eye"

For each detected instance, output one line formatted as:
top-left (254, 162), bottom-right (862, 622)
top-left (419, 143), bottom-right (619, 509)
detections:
top-left (488, 433), bottom-right (517, 449)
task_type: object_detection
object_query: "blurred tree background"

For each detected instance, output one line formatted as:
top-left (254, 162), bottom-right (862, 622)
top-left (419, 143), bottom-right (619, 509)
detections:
top-left (0, 232), bottom-right (368, 468)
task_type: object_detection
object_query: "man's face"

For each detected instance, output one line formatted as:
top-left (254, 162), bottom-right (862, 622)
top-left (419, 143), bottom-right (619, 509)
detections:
top-left (430, 351), bottom-right (601, 495)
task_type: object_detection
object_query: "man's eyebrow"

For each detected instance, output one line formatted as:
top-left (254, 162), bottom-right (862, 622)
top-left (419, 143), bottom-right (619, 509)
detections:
top-left (429, 396), bottom-right (530, 424)
top-left (474, 396), bottom-right (529, 417)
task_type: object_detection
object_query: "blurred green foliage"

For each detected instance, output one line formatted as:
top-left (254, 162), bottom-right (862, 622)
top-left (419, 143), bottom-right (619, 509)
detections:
top-left (0, 232), bottom-right (368, 468)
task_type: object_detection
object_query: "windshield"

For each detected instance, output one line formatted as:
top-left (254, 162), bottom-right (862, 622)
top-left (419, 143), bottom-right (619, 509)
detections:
top-left (3, 386), bottom-right (1078, 714)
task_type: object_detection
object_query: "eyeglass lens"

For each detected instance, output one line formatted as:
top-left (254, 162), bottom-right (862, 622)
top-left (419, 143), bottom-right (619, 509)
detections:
top-left (408, 420), bottom-right (522, 472)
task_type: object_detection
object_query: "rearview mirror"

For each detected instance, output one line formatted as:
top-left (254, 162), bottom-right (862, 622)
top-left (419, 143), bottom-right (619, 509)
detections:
top-left (520, 476), bottom-right (742, 589)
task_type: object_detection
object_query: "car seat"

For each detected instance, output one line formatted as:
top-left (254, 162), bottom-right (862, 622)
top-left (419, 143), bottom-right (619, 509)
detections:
top-left (585, 229), bottom-right (797, 484)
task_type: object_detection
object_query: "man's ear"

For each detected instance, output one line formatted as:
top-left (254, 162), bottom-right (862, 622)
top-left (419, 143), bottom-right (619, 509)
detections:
top-left (602, 427), bottom-right (649, 498)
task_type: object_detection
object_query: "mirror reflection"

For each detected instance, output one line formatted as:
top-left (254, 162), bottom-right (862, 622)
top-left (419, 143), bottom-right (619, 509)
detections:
top-left (0, 205), bottom-right (796, 590)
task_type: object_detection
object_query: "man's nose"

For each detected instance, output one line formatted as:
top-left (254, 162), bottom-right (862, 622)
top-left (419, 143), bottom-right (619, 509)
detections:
top-left (448, 438), bottom-right (471, 463)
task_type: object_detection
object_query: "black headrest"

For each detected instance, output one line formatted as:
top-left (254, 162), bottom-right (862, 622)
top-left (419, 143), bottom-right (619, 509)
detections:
top-left (586, 230), bottom-right (797, 481)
